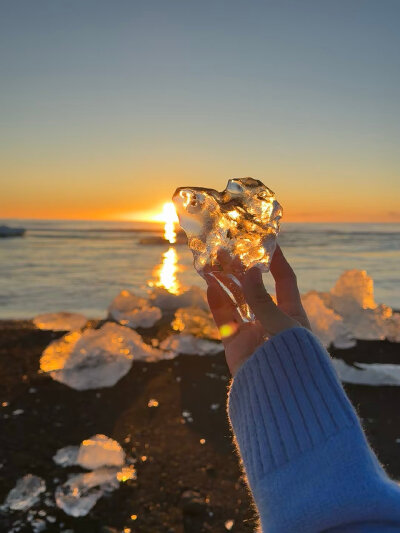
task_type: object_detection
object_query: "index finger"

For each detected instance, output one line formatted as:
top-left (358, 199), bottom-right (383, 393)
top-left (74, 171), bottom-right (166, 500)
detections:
top-left (270, 245), bottom-right (303, 315)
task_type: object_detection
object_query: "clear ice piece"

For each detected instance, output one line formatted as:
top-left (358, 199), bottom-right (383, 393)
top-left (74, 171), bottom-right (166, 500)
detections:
top-left (173, 178), bottom-right (282, 320)
top-left (53, 445), bottom-right (79, 467)
top-left (40, 322), bottom-right (166, 390)
top-left (76, 434), bottom-right (125, 470)
top-left (3, 474), bottom-right (46, 511)
top-left (108, 290), bottom-right (162, 328)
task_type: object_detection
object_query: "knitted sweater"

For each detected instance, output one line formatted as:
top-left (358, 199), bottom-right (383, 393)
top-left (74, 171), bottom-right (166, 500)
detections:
top-left (228, 327), bottom-right (400, 533)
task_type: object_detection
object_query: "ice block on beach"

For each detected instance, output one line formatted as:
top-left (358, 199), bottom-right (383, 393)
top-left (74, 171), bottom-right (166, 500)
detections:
top-left (173, 177), bottom-right (282, 320)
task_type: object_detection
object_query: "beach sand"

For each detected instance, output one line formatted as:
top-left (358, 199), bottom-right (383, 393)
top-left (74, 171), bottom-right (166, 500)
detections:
top-left (0, 319), bottom-right (399, 533)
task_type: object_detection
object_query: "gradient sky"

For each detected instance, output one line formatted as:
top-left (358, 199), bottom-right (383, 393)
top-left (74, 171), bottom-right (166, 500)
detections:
top-left (1, 0), bottom-right (399, 222)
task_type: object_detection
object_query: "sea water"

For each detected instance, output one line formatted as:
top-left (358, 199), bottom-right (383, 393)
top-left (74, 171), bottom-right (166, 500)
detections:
top-left (0, 220), bottom-right (399, 319)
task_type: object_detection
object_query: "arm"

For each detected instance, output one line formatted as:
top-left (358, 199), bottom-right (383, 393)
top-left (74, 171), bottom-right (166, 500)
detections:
top-left (207, 247), bottom-right (400, 533)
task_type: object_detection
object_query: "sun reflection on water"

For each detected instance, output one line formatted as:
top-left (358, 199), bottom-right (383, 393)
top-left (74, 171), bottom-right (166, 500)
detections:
top-left (157, 246), bottom-right (180, 294)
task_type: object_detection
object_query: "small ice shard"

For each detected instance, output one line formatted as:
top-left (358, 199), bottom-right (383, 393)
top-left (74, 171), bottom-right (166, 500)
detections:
top-left (40, 323), bottom-right (166, 390)
top-left (108, 290), bottom-right (162, 328)
top-left (173, 178), bottom-right (282, 321)
top-left (3, 474), bottom-right (46, 511)
top-left (160, 334), bottom-right (223, 355)
top-left (77, 434), bottom-right (125, 470)
top-left (302, 292), bottom-right (355, 349)
top-left (172, 307), bottom-right (220, 340)
top-left (332, 359), bottom-right (400, 386)
top-left (53, 445), bottom-right (79, 467)
top-left (149, 285), bottom-right (208, 311)
top-left (55, 467), bottom-right (121, 517)
top-left (33, 312), bottom-right (87, 332)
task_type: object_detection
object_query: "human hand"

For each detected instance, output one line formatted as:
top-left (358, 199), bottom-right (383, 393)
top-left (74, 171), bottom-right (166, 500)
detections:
top-left (206, 245), bottom-right (311, 376)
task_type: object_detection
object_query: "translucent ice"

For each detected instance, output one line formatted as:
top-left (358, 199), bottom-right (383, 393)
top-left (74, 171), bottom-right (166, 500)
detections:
top-left (33, 312), bottom-right (87, 331)
top-left (3, 474), bottom-right (46, 511)
top-left (40, 322), bottom-right (166, 390)
top-left (55, 467), bottom-right (121, 517)
top-left (173, 178), bottom-right (282, 320)
top-left (76, 434), bottom-right (125, 470)
top-left (53, 445), bottom-right (79, 467)
top-left (172, 307), bottom-right (220, 340)
top-left (160, 334), bottom-right (223, 355)
top-left (108, 290), bottom-right (162, 328)
top-left (302, 292), bottom-right (355, 349)
top-left (332, 359), bottom-right (400, 386)
top-left (149, 285), bottom-right (208, 311)
top-left (54, 435), bottom-right (136, 517)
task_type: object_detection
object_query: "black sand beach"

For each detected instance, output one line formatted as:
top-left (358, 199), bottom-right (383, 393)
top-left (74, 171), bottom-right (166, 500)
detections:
top-left (1, 319), bottom-right (400, 533)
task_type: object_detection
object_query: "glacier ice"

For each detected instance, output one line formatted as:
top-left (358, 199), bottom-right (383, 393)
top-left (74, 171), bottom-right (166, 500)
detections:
top-left (173, 178), bottom-right (282, 320)
top-left (172, 307), bottom-right (220, 340)
top-left (149, 285), bottom-right (208, 311)
top-left (40, 322), bottom-right (166, 390)
top-left (2, 474), bottom-right (46, 511)
top-left (33, 312), bottom-right (87, 332)
top-left (53, 445), bottom-right (79, 467)
top-left (108, 290), bottom-right (162, 328)
top-left (76, 434), bottom-right (125, 470)
top-left (302, 270), bottom-right (400, 346)
top-left (55, 467), bottom-right (120, 517)
top-left (53, 435), bottom-right (136, 517)
top-left (332, 359), bottom-right (400, 386)
top-left (302, 292), bottom-right (355, 349)
top-left (160, 334), bottom-right (223, 355)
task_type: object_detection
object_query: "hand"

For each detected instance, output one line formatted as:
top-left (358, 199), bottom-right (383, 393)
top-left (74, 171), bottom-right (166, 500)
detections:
top-left (206, 245), bottom-right (311, 376)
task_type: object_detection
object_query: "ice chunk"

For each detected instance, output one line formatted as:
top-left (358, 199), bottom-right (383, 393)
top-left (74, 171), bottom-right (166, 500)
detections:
top-left (330, 269), bottom-right (376, 314)
top-left (33, 312), bottom-right (87, 331)
top-left (327, 270), bottom-right (398, 341)
top-left (160, 334), bottom-right (223, 355)
top-left (77, 434), bottom-right (125, 470)
top-left (40, 323), bottom-right (166, 390)
top-left (3, 474), bottom-right (46, 511)
top-left (55, 467), bottom-right (120, 517)
top-left (172, 307), bottom-right (220, 340)
top-left (302, 292), bottom-right (355, 349)
top-left (332, 359), bottom-right (400, 386)
top-left (173, 178), bottom-right (282, 320)
top-left (149, 285), bottom-right (208, 311)
top-left (53, 445), bottom-right (79, 467)
top-left (108, 290), bottom-right (162, 328)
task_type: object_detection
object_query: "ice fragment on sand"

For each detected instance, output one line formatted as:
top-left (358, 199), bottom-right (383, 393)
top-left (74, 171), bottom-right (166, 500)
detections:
top-left (332, 360), bottom-right (400, 386)
top-left (108, 290), bottom-right (162, 328)
top-left (55, 468), bottom-right (120, 517)
top-left (33, 312), bottom-right (87, 331)
top-left (302, 270), bottom-right (400, 345)
top-left (40, 322), bottom-right (166, 390)
top-left (149, 285), bottom-right (208, 311)
top-left (302, 292), bottom-right (355, 349)
top-left (53, 446), bottom-right (79, 467)
top-left (173, 177), bottom-right (282, 320)
top-left (3, 474), bottom-right (46, 511)
top-left (77, 434), bottom-right (125, 470)
top-left (172, 307), bottom-right (220, 340)
top-left (160, 334), bottom-right (222, 355)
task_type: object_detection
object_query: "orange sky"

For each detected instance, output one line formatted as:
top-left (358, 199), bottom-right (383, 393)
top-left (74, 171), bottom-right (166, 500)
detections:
top-left (1, 2), bottom-right (399, 223)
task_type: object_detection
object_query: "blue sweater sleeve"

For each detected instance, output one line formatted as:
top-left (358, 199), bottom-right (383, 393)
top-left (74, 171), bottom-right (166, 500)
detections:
top-left (228, 327), bottom-right (400, 533)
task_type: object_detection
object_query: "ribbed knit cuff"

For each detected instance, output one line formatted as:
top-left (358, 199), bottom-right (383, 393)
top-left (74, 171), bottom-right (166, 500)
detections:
top-left (228, 327), bottom-right (358, 487)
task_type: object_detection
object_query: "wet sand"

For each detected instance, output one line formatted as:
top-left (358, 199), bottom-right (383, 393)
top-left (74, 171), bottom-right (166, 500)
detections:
top-left (0, 320), bottom-right (399, 533)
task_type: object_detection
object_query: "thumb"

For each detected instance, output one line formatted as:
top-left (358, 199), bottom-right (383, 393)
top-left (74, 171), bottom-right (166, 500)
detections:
top-left (242, 267), bottom-right (299, 336)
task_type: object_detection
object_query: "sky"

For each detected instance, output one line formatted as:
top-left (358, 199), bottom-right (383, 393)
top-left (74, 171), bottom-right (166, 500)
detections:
top-left (0, 0), bottom-right (399, 222)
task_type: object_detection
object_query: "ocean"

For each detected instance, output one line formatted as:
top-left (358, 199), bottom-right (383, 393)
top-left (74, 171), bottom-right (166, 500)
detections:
top-left (1, 220), bottom-right (399, 319)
